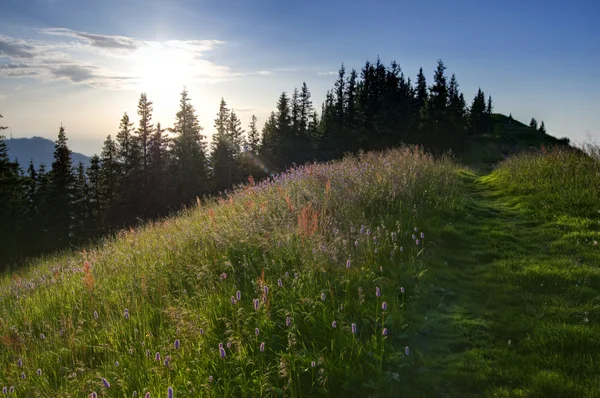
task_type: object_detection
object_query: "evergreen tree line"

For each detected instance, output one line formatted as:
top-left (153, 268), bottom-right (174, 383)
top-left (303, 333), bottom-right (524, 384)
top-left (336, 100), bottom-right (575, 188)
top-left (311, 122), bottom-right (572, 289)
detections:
top-left (0, 59), bottom-right (546, 267)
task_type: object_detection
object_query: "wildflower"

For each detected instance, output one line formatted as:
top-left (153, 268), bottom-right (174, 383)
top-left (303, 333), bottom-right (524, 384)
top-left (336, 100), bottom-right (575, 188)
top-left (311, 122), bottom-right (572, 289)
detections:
top-left (412, 234), bottom-right (416, 240)
top-left (145, 349), bottom-right (150, 358)
top-left (219, 346), bottom-right (226, 358)
top-left (360, 225), bottom-right (365, 234)
top-left (115, 361), bottom-right (119, 367)
top-left (405, 346), bottom-right (410, 356)
top-left (286, 316), bottom-right (291, 327)
top-left (376, 287), bottom-right (381, 297)
top-left (416, 239), bottom-right (420, 245)
top-left (145, 393), bottom-right (151, 398)
top-left (311, 361), bottom-right (316, 368)
top-left (367, 229), bottom-right (371, 236)
top-left (346, 259), bottom-right (351, 269)
top-left (236, 290), bottom-right (241, 301)
top-left (2, 387), bottom-right (6, 394)
top-left (37, 369), bottom-right (42, 376)
top-left (227, 342), bottom-right (231, 348)
top-left (264, 285), bottom-right (269, 295)
top-left (155, 352), bottom-right (161, 362)
top-left (414, 227), bottom-right (418, 232)
top-left (220, 273), bottom-right (227, 280)
top-left (278, 278), bottom-right (283, 287)
top-left (253, 298), bottom-right (259, 310)
top-left (382, 302), bottom-right (387, 311)
top-left (90, 392), bottom-right (97, 398)
top-left (102, 378), bottom-right (110, 388)
top-left (129, 348), bottom-right (134, 354)
top-left (400, 246), bottom-right (404, 252)
top-left (321, 292), bottom-right (326, 301)
top-left (294, 273), bottom-right (299, 279)
top-left (255, 327), bottom-right (260, 336)
top-left (9, 387), bottom-right (13, 394)
top-left (260, 342), bottom-right (265, 352)
top-left (420, 232), bottom-right (425, 239)
top-left (21, 373), bottom-right (25, 379)
top-left (40, 333), bottom-right (46, 340)
top-left (124, 308), bottom-right (130, 319)
top-left (164, 356), bottom-right (171, 366)
top-left (168, 387), bottom-right (173, 398)
top-left (209, 376), bottom-right (214, 383)
top-left (373, 236), bottom-right (378, 244)
top-left (400, 287), bottom-right (405, 294)
top-left (351, 323), bottom-right (357, 334)
top-left (93, 310), bottom-right (99, 320)
top-left (230, 296), bottom-right (236, 304)
top-left (382, 328), bottom-right (388, 336)
top-left (355, 240), bottom-right (359, 247)
top-left (277, 241), bottom-right (282, 248)
top-left (17, 358), bottom-right (22, 367)
top-left (391, 232), bottom-right (397, 241)
top-left (199, 328), bottom-right (204, 335)
top-left (332, 321), bottom-right (337, 328)
top-left (133, 392), bottom-right (137, 397)
top-left (174, 339), bottom-right (180, 349)
top-left (285, 271), bottom-right (289, 278)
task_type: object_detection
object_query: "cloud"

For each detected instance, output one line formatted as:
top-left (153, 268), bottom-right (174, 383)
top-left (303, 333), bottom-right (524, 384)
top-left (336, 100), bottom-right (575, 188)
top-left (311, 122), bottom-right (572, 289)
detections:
top-left (317, 71), bottom-right (337, 76)
top-left (39, 28), bottom-right (140, 50)
top-left (257, 70), bottom-right (272, 75)
top-left (0, 36), bottom-right (37, 59)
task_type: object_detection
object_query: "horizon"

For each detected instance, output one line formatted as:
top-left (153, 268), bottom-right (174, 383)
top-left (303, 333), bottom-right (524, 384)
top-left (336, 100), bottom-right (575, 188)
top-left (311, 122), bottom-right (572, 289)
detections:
top-left (1, 0), bottom-right (599, 156)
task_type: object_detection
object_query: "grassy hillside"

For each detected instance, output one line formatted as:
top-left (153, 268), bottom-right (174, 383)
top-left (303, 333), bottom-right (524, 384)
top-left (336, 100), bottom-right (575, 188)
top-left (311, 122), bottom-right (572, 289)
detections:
top-left (1, 144), bottom-right (598, 397)
top-left (0, 147), bottom-right (465, 397)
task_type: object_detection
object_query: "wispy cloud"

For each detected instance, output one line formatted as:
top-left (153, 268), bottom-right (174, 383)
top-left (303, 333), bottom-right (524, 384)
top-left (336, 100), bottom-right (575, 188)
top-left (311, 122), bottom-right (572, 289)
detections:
top-left (0, 28), bottom-right (273, 90)
top-left (317, 71), bottom-right (337, 76)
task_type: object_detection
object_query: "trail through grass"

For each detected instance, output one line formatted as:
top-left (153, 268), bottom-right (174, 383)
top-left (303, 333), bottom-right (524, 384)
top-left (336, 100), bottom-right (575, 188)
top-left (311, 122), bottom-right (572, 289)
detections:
top-left (404, 168), bottom-right (600, 397)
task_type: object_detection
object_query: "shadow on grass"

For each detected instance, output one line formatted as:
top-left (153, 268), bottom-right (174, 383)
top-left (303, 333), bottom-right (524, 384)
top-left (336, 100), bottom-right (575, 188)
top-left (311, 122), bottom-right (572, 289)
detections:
top-left (401, 172), bottom-right (600, 398)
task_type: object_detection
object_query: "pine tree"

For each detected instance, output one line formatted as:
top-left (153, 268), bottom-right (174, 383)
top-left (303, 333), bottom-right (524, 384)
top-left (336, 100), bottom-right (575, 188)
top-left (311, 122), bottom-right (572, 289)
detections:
top-left (147, 122), bottom-right (170, 214)
top-left (427, 59), bottom-right (450, 151)
top-left (86, 155), bottom-right (102, 236)
top-left (275, 92), bottom-right (292, 169)
top-left (538, 121), bottom-right (546, 134)
top-left (0, 132), bottom-right (23, 264)
top-left (415, 67), bottom-right (429, 141)
top-left (299, 82), bottom-right (312, 136)
top-left (99, 135), bottom-right (120, 228)
top-left (72, 162), bottom-right (90, 243)
top-left (137, 93), bottom-right (154, 170)
top-left (448, 73), bottom-right (467, 146)
top-left (259, 111), bottom-right (279, 173)
top-left (470, 88), bottom-right (487, 135)
top-left (486, 96), bottom-right (493, 133)
top-left (48, 125), bottom-right (75, 248)
top-left (211, 98), bottom-right (232, 191)
top-left (344, 70), bottom-right (358, 151)
top-left (291, 88), bottom-right (301, 137)
top-left (529, 118), bottom-right (538, 130)
top-left (170, 87), bottom-right (208, 204)
top-left (115, 112), bottom-right (142, 224)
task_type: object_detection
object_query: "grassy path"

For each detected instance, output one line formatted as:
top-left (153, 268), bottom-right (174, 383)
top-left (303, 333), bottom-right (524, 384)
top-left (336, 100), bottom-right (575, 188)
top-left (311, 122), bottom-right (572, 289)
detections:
top-left (403, 172), bottom-right (600, 397)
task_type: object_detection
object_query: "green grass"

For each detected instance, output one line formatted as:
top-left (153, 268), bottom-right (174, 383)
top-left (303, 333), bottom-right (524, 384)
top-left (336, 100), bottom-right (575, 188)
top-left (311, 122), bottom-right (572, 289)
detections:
top-left (0, 147), bottom-right (464, 397)
top-left (2, 145), bottom-right (599, 397)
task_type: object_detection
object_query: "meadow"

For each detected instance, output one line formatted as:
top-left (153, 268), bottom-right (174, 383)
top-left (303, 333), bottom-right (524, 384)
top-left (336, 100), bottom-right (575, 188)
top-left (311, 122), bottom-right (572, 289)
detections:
top-left (1, 145), bottom-right (598, 397)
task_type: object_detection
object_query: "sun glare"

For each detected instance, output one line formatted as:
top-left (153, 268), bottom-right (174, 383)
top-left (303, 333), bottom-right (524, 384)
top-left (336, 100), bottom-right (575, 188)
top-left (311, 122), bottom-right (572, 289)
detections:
top-left (132, 43), bottom-right (196, 96)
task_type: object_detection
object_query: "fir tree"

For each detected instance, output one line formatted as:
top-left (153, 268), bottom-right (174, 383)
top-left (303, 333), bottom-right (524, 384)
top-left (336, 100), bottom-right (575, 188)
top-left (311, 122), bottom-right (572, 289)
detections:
top-left (137, 93), bottom-right (154, 170)
top-left (48, 125), bottom-right (75, 247)
top-left (246, 115), bottom-right (260, 154)
top-left (538, 121), bottom-right (546, 134)
top-left (99, 135), bottom-right (120, 228)
top-left (147, 122), bottom-right (170, 214)
top-left (529, 118), bottom-right (538, 130)
top-left (211, 98), bottom-right (232, 191)
top-left (72, 162), bottom-right (90, 243)
top-left (86, 155), bottom-right (102, 236)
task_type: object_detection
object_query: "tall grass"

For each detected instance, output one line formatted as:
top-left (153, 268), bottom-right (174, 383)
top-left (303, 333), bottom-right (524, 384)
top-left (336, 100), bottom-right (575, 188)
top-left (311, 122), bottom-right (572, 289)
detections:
top-left (0, 147), bottom-right (463, 397)
top-left (489, 146), bottom-right (600, 218)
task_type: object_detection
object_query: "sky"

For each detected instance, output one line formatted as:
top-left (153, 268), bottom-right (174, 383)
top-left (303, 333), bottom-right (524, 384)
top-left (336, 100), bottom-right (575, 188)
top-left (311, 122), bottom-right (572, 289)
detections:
top-left (0, 0), bottom-right (599, 155)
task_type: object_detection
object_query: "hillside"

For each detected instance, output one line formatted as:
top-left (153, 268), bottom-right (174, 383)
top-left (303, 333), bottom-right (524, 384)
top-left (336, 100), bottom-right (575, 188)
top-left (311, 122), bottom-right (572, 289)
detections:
top-left (1, 146), bottom-right (598, 397)
top-left (5, 136), bottom-right (91, 169)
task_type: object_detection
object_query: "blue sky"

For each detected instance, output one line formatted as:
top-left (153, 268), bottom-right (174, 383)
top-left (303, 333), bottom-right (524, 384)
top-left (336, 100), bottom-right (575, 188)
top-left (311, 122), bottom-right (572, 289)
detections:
top-left (1, 0), bottom-right (598, 155)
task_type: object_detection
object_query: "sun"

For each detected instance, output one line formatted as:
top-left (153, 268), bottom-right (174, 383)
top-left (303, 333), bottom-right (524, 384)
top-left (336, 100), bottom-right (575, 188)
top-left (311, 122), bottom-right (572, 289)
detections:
top-left (132, 42), bottom-right (196, 96)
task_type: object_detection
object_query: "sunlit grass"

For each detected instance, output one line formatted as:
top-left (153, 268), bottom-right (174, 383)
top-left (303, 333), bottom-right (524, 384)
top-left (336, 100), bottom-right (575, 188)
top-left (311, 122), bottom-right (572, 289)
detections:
top-left (0, 147), bottom-right (463, 397)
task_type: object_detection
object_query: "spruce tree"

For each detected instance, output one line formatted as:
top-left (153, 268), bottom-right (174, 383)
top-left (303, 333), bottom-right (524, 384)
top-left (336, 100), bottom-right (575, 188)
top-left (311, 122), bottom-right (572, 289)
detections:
top-left (415, 67), bottom-right (429, 141)
top-left (211, 98), bottom-right (232, 191)
top-left (486, 96), bottom-right (493, 133)
top-left (137, 93), bottom-right (154, 170)
top-left (246, 115), bottom-right (260, 154)
top-left (72, 162), bottom-right (90, 243)
top-left (275, 92), bottom-right (292, 168)
top-left (147, 122), bottom-right (170, 214)
top-left (529, 118), bottom-right (538, 130)
top-left (170, 87), bottom-right (208, 203)
top-left (0, 132), bottom-right (23, 264)
top-left (99, 135), bottom-right (120, 228)
top-left (427, 59), bottom-right (450, 151)
top-left (48, 125), bottom-right (75, 248)
top-left (538, 121), bottom-right (546, 134)
top-left (86, 155), bottom-right (102, 236)
top-left (470, 88), bottom-right (487, 135)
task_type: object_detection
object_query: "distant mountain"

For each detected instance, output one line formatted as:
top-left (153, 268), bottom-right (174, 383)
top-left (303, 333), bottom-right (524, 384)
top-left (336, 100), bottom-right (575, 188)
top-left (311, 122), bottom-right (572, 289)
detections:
top-left (5, 136), bottom-right (91, 169)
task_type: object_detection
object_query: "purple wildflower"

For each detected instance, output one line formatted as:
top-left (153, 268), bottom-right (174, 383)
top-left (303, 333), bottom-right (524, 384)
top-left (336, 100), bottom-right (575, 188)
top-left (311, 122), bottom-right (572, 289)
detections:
top-left (145, 393), bottom-right (151, 398)
top-left (2, 387), bottom-right (6, 394)
top-left (102, 378), bottom-right (110, 388)
top-left (294, 273), bottom-right (299, 279)
top-left (400, 246), bottom-right (404, 252)
top-left (219, 346), bottom-right (226, 358)
top-left (355, 240), bottom-right (359, 247)
top-left (145, 349), bottom-right (150, 358)
top-left (129, 348), bottom-right (133, 354)
top-left (168, 387), bottom-right (173, 398)
top-left (199, 328), bottom-right (204, 335)
top-left (155, 352), bottom-right (160, 362)
top-left (382, 328), bottom-right (388, 336)
top-left (9, 387), bottom-right (14, 394)
top-left (351, 323), bottom-right (357, 334)
top-left (253, 298), bottom-right (259, 310)
top-left (346, 259), bottom-right (351, 269)
top-left (17, 358), bottom-right (22, 367)
top-left (220, 273), bottom-right (227, 280)
top-left (264, 285), bottom-right (269, 295)
top-left (21, 373), bottom-right (25, 379)
top-left (412, 234), bottom-right (416, 240)
top-left (236, 290), bottom-right (241, 301)
top-left (285, 271), bottom-right (289, 278)
top-left (209, 376), bottom-right (214, 383)
top-left (90, 392), bottom-right (97, 398)
top-left (400, 287), bottom-right (405, 294)
top-left (332, 321), bottom-right (337, 328)
top-left (382, 302), bottom-right (388, 311)
top-left (367, 229), bottom-right (371, 236)
top-left (93, 310), bottom-right (99, 320)
top-left (40, 333), bottom-right (46, 340)
top-left (321, 292), bottom-right (326, 301)
top-left (259, 342), bottom-right (265, 352)
top-left (37, 369), bottom-right (42, 376)
top-left (405, 346), bottom-right (410, 356)
top-left (164, 356), bottom-right (171, 366)
top-left (311, 361), bottom-right (316, 368)
top-left (376, 287), bottom-right (381, 297)
top-left (286, 316), bottom-right (291, 327)
top-left (278, 279), bottom-right (282, 287)
top-left (115, 361), bottom-right (119, 367)
top-left (360, 225), bottom-right (365, 234)
top-left (416, 239), bottom-right (420, 245)
top-left (230, 296), bottom-right (236, 304)
top-left (420, 232), bottom-right (425, 239)
top-left (124, 308), bottom-right (130, 319)
top-left (227, 342), bottom-right (232, 348)
top-left (255, 327), bottom-right (260, 336)
top-left (174, 339), bottom-right (180, 349)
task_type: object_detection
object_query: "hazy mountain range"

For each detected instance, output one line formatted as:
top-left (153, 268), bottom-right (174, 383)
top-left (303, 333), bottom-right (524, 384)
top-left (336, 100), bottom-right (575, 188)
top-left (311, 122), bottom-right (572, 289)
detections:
top-left (5, 136), bottom-right (91, 169)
